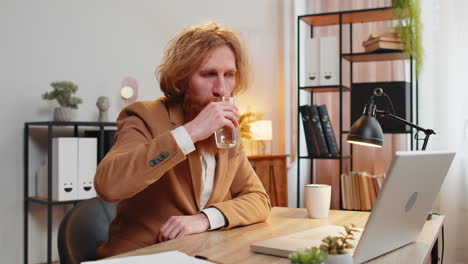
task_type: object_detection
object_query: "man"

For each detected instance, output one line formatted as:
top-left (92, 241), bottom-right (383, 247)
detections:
top-left (94, 22), bottom-right (271, 258)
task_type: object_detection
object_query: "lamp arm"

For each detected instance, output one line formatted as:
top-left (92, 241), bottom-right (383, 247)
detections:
top-left (376, 110), bottom-right (436, 150)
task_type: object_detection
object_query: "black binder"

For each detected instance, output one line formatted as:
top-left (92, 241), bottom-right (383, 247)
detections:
top-left (299, 105), bottom-right (319, 156)
top-left (299, 105), bottom-right (329, 156)
top-left (317, 104), bottom-right (339, 155)
top-left (309, 105), bottom-right (329, 156)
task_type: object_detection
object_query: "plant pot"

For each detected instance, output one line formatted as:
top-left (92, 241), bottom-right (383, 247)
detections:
top-left (326, 253), bottom-right (353, 264)
top-left (53, 107), bottom-right (72, 121)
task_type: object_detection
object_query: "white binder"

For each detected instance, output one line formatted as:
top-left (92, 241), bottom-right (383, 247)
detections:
top-left (52, 137), bottom-right (78, 201)
top-left (302, 38), bottom-right (320, 87)
top-left (78, 138), bottom-right (97, 199)
top-left (319, 37), bottom-right (339, 86)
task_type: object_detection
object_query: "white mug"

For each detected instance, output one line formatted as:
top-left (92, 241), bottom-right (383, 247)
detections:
top-left (305, 184), bottom-right (331, 219)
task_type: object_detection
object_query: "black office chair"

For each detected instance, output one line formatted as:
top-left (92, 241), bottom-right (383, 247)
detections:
top-left (57, 197), bottom-right (116, 264)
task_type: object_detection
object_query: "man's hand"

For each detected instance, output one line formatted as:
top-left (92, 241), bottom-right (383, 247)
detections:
top-left (184, 101), bottom-right (238, 143)
top-left (158, 213), bottom-right (210, 242)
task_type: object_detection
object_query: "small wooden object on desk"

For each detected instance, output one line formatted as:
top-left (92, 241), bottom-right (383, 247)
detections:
top-left (247, 154), bottom-right (288, 207)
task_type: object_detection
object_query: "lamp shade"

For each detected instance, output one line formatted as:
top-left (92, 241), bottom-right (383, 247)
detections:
top-left (347, 104), bottom-right (384, 148)
top-left (250, 120), bottom-right (273, 141)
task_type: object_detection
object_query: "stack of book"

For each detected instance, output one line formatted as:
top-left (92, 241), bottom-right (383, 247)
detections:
top-left (362, 33), bottom-right (405, 53)
top-left (299, 104), bottom-right (339, 157)
top-left (341, 172), bottom-right (385, 211)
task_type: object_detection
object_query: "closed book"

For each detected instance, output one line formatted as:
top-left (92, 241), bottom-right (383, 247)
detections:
top-left (341, 173), bottom-right (348, 209)
top-left (343, 173), bottom-right (351, 210)
top-left (299, 105), bottom-right (319, 156)
top-left (359, 172), bottom-right (372, 211)
top-left (317, 105), bottom-right (339, 155)
top-left (367, 174), bottom-right (377, 207)
top-left (362, 36), bottom-right (402, 47)
top-left (309, 105), bottom-right (329, 156)
top-left (365, 40), bottom-right (405, 52)
top-left (369, 32), bottom-right (398, 39)
top-left (350, 172), bottom-right (360, 210)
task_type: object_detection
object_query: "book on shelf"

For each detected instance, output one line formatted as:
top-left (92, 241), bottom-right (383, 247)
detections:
top-left (317, 105), bottom-right (339, 156)
top-left (341, 172), bottom-right (386, 210)
top-left (299, 105), bottom-right (329, 157)
top-left (368, 32), bottom-right (398, 39)
top-left (364, 41), bottom-right (405, 53)
top-left (362, 36), bottom-right (402, 47)
top-left (358, 172), bottom-right (372, 211)
top-left (363, 31), bottom-right (405, 53)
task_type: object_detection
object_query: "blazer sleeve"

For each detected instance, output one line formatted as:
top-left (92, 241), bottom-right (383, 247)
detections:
top-left (211, 149), bottom-right (272, 229)
top-left (94, 102), bottom-right (187, 202)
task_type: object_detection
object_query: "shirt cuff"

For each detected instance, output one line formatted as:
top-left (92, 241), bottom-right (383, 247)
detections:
top-left (171, 126), bottom-right (196, 155)
top-left (201, 207), bottom-right (226, 230)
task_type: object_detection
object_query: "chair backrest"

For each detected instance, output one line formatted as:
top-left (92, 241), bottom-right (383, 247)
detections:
top-left (58, 197), bottom-right (116, 264)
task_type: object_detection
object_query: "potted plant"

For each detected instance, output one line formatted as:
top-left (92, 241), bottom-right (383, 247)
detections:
top-left (320, 225), bottom-right (359, 264)
top-left (392, 0), bottom-right (423, 74)
top-left (239, 111), bottom-right (262, 140)
top-left (288, 247), bottom-right (328, 264)
top-left (42, 81), bottom-right (83, 121)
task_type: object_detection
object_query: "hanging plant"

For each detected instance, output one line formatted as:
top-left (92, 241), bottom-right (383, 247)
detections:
top-left (392, 0), bottom-right (423, 75)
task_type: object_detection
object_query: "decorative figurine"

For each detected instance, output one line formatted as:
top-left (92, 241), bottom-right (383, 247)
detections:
top-left (96, 96), bottom-right (110, 122)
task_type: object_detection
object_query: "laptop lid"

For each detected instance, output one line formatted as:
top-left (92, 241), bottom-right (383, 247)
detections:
top-left (353, 150), bottom-right (455, 263)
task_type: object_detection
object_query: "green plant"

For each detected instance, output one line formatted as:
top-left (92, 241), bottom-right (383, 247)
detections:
top-left (239, 111), bottom-right (262, 140)
top-left (320, 225), bottom-right (359, 255)
top-left (42, 81), bottom-right (83, 109)
top-left (393, 0), bottom-right (423, 75)
top-left (288, 247), bottom-right (328, 264)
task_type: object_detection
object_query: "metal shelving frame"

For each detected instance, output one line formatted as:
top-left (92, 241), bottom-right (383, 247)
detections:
top-left (23, 121), bottom-right (116, 264)
top-left (296, 6), bottom-right (418, 209)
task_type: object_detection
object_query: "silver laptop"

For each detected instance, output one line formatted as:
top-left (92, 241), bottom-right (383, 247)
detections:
top-left (251, 151), bottom-right (455, 263)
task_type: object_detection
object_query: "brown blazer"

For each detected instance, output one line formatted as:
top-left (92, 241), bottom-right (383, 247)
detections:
top-left (94, 97), bottom-right (271, 258)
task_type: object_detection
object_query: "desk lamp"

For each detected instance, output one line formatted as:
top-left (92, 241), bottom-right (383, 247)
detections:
top-left (250, 120), bottom-right (273, 155)
top-left (347, 88), bottom-right (435, 150)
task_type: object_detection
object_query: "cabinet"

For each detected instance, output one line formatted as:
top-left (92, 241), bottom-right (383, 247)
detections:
top-left (248, 155), bottom-right (288, 207)
top-left (24, 121), bottom-right (116, 264)
top-left (296, 7), bottom-right (417, 209)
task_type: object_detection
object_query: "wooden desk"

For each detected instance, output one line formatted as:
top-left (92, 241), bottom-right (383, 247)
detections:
top-left (113, 207), bottom-right (444, 264)
top-left (248, 154), bottom-right (288, 207)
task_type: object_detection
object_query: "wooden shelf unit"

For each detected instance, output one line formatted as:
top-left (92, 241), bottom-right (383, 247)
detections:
top-left (299, 7), bottom-right (395, 26)
top-left (299, 85), bottom-right (351, 93)
top-left (342, 51), bottom-right (409, 62)
top-left (296, 6), bottom-right (417, 210)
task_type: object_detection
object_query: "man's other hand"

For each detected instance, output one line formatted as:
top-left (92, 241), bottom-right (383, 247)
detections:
top-left (158, 213), bottom-right (210, 242)
top-left (184, 101), bottom-right (238, 143)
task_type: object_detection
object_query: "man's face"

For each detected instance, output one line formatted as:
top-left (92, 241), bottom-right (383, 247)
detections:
top-left (184, 44), bottom-right (237, 112)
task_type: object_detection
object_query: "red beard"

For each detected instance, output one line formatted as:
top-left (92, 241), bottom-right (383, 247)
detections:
top-left (182, 94), bottom-right (218, 154)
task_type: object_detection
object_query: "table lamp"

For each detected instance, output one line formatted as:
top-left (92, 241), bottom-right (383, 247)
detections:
top-left (347, 88), bottom-right (435, 150)
top-left (249, 120), bottom-right (273, 155)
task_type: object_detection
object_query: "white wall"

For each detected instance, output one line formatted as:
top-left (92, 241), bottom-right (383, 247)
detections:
top-left (0, 0), bottom-right (289, 262)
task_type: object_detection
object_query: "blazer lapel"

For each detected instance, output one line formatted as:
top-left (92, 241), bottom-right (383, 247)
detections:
top-left (166, 98), bottom-right (203, 209)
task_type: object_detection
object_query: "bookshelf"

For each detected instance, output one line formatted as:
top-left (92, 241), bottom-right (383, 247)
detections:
top-left (24, 121), bottom-right (116, 264)
top-left (296, 7), bottom-right (417, 209)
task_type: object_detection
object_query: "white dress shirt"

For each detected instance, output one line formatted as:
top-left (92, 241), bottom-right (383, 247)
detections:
top-left (171, 126), bottom-right (226, 230)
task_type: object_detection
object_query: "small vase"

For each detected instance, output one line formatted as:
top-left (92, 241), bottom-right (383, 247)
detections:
top-left (326, 253), bottom-right (353, 264)
top-left (53, 107), bottom-right (72, 121)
